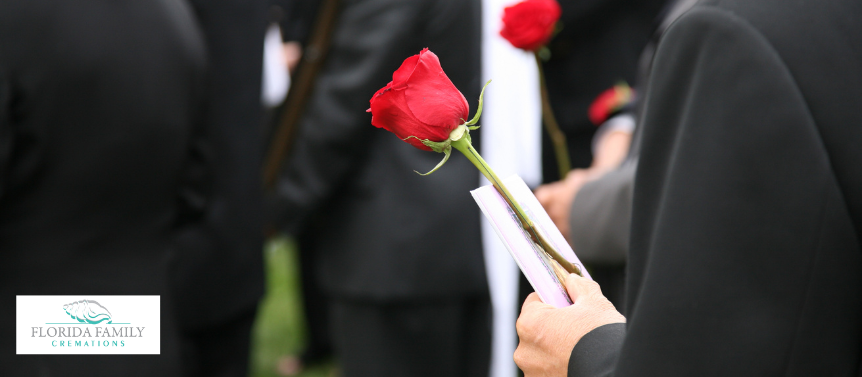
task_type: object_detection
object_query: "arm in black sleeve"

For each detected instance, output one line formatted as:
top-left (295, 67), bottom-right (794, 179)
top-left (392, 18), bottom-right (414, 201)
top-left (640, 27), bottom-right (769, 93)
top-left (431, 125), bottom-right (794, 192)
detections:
top-left (570, 5), bottom-right (861, 376)
top-left (569, 159), bottom-right (636, 266)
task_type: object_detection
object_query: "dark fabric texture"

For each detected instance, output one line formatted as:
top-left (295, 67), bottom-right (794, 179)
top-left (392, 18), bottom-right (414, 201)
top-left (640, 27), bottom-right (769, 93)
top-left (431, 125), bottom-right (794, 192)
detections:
top-left (180, 306), bottom-right (257, 377)
top-left (330, 296), bottom-right (491, 377)
top-left (0, 0), bottom-right (207, 375)
top-left (272, 0), bottom-right (487, 300)
top-left (569, 0), bottom-right (862, 375)
top-left (171, 0), bottom-right (267, 332)
top-left (275, 0), bottom-right (320, 44)
top-left (569, 323), bottom-right (626, 377)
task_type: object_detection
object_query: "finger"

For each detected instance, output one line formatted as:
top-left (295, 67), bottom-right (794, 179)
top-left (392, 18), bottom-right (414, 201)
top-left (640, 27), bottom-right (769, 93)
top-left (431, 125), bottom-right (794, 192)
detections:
top-left (564, 273), bottom-right (601, 303)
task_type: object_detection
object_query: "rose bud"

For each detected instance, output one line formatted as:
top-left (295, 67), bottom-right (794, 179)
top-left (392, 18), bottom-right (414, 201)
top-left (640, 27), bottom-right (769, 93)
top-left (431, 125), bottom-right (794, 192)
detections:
top-left (588, 83), bottom-right (634, 126)
top-left (499, 0), bottom-right (562, 52)
top-left (367, 48), bottom-right (470, 151)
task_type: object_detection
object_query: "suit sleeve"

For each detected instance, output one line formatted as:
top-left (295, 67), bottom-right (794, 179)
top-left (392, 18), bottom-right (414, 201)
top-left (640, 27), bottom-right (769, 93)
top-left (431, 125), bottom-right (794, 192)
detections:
top-left (570, 7), bottom-right (853, 376)
top-left (569, 159), bottom-right (636, 266)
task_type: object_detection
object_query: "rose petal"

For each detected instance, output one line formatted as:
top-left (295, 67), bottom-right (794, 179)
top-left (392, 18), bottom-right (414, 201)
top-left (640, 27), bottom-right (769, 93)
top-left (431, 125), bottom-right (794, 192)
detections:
top-left (368, 81), bottom-right (393, 110)
top-left (391, 49), bottom-right (424, 89)
top-left (370, 87), bottom-right (437, 151)
top-left (403, 50), bottom-right (469, 131)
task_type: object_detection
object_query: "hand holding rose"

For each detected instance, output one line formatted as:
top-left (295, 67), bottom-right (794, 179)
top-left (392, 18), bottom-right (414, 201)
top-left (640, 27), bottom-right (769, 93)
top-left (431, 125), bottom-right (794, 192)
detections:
top-left (367, 48), bottom-right (582, 277)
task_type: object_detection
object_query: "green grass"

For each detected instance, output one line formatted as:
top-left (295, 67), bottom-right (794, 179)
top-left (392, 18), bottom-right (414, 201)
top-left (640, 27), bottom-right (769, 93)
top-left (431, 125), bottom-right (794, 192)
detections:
top-left (249, 237), bottom-right (337, 377)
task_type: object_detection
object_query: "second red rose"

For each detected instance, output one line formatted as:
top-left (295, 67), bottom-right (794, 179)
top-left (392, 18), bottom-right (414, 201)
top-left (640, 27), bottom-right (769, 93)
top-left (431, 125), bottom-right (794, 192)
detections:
top-left (499, 0), bottom-right (561, 52)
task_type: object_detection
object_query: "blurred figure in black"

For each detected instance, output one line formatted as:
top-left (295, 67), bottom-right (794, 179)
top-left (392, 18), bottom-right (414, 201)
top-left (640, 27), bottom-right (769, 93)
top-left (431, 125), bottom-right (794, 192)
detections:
top-left (173, 1), bottom-right (268, 376)
top-left (269, 0), bottom-right (491, 376)
top-left (265, 1), bottom-right (336, 375)
top-left (0, 1), bottom-right (206, 375)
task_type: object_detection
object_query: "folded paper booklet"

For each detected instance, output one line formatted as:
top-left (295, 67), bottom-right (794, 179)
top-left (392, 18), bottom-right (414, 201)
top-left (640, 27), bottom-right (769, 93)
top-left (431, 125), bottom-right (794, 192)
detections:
top-left (471, 175), bottom-right (591, 308)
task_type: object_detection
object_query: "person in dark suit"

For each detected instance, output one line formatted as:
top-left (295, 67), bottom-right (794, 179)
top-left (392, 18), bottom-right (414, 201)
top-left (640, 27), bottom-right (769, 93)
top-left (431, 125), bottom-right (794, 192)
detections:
top-left (541, 0), bottom-right (667, 178)
top-left (171, 1), bottom-right (268, 376)
top-left (515, 0), bottom-right (862, 375)
top-left (269, 0), bottom-right (490, 375)
top-left (0, 0), bottom-right (207, 375)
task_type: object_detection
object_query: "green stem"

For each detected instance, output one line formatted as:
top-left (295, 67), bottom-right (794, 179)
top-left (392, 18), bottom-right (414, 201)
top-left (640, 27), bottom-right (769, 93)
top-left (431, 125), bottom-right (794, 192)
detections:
top-left (535, 52), bottom-right (572, 180)
top-left (450, 132), bottom-right (581, 277)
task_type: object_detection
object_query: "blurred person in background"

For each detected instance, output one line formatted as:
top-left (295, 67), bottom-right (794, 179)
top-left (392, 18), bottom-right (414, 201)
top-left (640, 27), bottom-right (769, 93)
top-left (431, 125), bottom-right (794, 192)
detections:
top-left (539, 0), bottom-right (666, 181)
top-left (268, 0), bottom-right (492, 376)
top-left (172, 1), bottom-right (268, 376)
top-left (0, 0), bottom-right (270, 375)
top-left (0, 0), bottom-right (206, 375)
top-left (263, 1), bottom-right (336, 375)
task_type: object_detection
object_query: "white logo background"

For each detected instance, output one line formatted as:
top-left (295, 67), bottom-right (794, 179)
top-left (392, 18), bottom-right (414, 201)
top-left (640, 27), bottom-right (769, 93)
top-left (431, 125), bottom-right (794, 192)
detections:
top-left (16, 295), bottom-right (161, 355)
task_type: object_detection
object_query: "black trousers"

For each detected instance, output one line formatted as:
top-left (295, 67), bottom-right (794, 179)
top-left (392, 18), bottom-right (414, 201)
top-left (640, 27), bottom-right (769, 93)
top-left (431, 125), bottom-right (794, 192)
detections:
top-left (179, 306), bottom-right (257, 377)
top-left (330, 295), bottom-right (491, 377)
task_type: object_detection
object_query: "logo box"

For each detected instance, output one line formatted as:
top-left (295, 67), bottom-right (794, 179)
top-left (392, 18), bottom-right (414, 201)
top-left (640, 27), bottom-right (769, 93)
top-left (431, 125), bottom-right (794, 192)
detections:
top-left (16, 295), bottom-right (160, 355)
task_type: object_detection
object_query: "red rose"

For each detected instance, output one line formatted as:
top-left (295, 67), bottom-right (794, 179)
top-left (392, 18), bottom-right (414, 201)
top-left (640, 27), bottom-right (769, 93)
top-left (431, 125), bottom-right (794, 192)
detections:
top-left (499, 0), bottom-right (561, 52)
top-left (588, 83), bottom-right (634, 125)
top-left (368, 48), bottom-right (469, 151)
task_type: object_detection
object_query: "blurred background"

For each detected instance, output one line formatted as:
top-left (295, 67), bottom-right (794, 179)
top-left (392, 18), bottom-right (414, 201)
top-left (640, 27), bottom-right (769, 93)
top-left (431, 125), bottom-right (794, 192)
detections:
top-left (251, 237), bottom-right (337, 377)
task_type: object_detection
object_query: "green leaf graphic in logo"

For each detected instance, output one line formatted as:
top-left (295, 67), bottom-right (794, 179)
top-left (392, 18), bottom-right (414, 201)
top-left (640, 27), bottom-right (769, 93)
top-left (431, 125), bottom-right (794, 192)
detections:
top-left (63, 300), bottom-right (113, 324)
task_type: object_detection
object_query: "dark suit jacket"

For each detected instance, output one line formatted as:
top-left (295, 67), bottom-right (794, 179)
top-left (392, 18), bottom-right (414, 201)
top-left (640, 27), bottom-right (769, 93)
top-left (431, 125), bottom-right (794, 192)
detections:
top-left (0, 0), bottom-right (206, 375)
top-left (569, 0), bottom-right (862, 375)
top-left (272, 0), bottom-right (487, 299)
